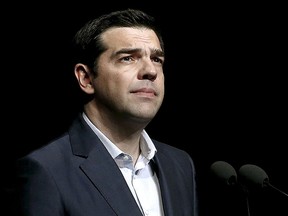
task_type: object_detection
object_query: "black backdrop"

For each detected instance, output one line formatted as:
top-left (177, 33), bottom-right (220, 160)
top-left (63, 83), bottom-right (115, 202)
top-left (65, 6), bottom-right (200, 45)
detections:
top-left (2, 2), bottom-right (287, 215)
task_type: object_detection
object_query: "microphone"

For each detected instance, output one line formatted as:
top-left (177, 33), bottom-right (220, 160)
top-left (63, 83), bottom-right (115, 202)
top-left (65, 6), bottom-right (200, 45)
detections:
top-left (210, 161), bottom-right (252, 216)
top-left (238, 164), bottom-right (288, 197)
top-left (210, 161), bottom-right (237, 186)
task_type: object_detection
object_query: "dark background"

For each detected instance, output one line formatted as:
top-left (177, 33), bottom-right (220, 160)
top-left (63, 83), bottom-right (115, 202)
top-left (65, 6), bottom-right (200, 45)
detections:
top-left (2, 2), bottom-right (287, 215)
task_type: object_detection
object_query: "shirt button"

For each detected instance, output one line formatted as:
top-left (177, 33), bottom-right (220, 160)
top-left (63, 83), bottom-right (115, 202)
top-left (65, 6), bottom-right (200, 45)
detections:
top-left (123, 155), bottom-right (129, 160)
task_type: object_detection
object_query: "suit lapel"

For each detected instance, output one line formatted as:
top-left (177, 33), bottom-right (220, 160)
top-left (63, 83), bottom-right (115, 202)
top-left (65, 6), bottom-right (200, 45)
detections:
top-left (80, 145), bottom-right (143, 216)
top-left (153, 153), bottom-right (180, 216)
top-left (69, 114), bottom-right (143, 216)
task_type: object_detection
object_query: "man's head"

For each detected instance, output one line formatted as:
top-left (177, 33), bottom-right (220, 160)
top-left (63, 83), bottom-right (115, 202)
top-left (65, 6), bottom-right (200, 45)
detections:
top-left (73, 9), bottom-right (166, 126)
top-left (72, 8), bottom-right (164, 74)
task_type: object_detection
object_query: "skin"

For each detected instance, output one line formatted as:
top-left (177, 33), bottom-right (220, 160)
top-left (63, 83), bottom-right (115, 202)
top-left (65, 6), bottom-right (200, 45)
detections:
top-left (74, 27), bottom-right (165, 163)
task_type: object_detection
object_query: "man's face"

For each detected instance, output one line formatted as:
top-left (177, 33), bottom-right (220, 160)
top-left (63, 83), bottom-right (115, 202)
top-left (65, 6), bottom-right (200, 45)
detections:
top-left (92, 27), bottom-right (165, 123)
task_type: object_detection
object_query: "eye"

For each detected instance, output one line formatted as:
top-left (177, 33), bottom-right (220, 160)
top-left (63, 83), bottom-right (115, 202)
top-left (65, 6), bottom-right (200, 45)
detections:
top-left (152, 57), bottom-right (164, 64)
top-left (121, 56), bottom-right (134, 62)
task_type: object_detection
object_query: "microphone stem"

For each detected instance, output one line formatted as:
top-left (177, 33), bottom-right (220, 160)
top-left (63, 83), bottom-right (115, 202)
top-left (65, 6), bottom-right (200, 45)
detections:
top-left (243, 187), bottom-right (251, 216)
top-left (267, 183), bottom-right (288, 197)
top-left (245, 195), bottom-right (251, 216)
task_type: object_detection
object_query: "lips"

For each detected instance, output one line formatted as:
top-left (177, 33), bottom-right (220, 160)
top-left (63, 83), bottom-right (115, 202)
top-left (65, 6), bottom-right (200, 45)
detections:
top-left (131, 88), bottom-right (157, 96)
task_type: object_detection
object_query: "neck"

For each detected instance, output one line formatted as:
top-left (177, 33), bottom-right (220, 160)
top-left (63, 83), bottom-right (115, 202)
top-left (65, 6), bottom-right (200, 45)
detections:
top-left (83, 104), bottom-right (146, 159)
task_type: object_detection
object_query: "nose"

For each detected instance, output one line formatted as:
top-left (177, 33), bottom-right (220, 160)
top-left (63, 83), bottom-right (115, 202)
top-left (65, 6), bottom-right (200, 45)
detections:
top-left (138, 59), bottom-right (158, 81)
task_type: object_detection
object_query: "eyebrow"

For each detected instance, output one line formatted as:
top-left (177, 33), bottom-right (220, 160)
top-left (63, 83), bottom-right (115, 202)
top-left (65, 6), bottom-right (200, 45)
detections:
top-left (114, 48), bottom-right (165, 57)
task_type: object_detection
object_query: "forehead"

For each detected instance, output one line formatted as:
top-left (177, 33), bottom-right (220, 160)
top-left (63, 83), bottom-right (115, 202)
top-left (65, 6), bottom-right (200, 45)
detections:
top-left (101, 27), bottom-right (161, 49)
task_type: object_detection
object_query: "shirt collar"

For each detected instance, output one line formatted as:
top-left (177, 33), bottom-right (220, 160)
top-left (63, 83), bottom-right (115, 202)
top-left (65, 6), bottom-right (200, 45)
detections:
top-left (82, 112), bottom-right (157, 160)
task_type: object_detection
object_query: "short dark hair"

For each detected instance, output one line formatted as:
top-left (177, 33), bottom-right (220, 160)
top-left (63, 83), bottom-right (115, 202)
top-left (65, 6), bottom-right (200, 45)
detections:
top-left (71, 8), bottom-right (164, 73)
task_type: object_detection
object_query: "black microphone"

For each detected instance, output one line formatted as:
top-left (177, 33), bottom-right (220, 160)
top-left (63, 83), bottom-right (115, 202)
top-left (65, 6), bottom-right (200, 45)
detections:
top-left (210, 161), bottom-right (251, 216)
top-left (210, 161), bottom-right (238, 186)
top-left (238, 164), bottom-right (288, 198)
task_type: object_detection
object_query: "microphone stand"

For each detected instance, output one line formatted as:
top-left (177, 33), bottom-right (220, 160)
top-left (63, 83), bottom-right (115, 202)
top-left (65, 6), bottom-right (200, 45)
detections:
top-left (242, 186), bottom-right (251, 216)
top-left (245, 194), bottom-right (251, 216)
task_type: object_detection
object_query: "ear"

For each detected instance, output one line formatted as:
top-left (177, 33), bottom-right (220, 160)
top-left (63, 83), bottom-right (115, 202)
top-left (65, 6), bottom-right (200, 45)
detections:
top-left (74, 63), bottom-right (95, 94)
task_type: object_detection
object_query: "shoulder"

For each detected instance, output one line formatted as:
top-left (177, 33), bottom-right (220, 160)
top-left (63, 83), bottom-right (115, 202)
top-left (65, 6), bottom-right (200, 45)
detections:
top-left (152, 139), bottom-right (191, 158)
top-left (17, 132), bottom-right (71, 166)
top-left (152, 139), bottom-right (194, 169)
top-left (152, 139), bottom-right (197, 182)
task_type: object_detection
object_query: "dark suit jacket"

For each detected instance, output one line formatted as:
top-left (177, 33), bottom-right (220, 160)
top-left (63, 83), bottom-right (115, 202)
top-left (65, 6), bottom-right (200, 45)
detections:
top-left (16, 114), bottom-right (198, 216)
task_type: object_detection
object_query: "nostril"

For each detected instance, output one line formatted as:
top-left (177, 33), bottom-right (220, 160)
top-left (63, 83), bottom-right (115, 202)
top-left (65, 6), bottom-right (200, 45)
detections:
top-left (142, 74), bottom-right (157, 81)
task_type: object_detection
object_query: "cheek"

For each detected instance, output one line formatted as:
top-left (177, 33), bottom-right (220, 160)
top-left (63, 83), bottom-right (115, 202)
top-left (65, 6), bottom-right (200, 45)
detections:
top-left (106, 75), bottom-right (127, 96)
top-left (159, 75), bottom-right (165, 90)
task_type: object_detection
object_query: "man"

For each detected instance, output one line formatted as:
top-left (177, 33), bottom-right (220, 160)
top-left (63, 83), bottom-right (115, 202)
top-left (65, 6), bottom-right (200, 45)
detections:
top-left (16, 8), bottom-right (198, 216)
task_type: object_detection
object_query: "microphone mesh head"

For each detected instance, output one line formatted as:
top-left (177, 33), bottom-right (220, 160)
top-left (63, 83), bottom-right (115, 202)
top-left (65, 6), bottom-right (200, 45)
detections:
top-left (210, 161), bottom-right (237, 186)
top-left (238, 164), bottom-right (269, 188)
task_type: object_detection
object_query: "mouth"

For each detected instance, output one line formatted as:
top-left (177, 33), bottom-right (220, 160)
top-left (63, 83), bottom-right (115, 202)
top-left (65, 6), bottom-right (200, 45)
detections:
top-left (131, 88), bottom-right (157, 97)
